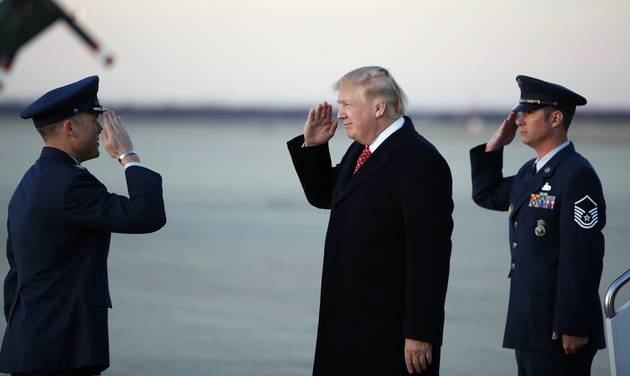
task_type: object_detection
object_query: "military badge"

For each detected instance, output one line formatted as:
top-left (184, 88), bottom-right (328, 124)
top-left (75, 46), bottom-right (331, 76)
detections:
top-left (544, 167), bottom-right (551, 173)
top-left (529, 192), bottom-right (556, 209)
top-left (574, 195), bottom-right (598, 229)
top-left (534, 219), bottom-right (546, 237)
top-left (541, 182), bottom-right (551, 191)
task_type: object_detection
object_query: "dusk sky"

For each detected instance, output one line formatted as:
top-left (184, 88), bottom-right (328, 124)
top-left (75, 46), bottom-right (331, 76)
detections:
top-left (2, 0), bottom-right (629, 110)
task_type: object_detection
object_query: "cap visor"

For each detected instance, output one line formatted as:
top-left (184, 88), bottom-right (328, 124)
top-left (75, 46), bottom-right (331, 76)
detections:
top-left (512, 103), bottom-right (545, 112)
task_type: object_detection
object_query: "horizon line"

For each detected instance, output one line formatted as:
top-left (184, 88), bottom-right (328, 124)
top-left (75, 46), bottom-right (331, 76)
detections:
top-left (1, 102), bottom-right (630, 122)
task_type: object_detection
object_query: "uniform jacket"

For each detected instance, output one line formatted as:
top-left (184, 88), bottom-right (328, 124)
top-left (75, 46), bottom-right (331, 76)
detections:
top-left (1, 147), bottom-right (166, 373)
top-left (470, 142), bottom-right (606, 351)
top-left (288, 117), bottom-right (453, 374)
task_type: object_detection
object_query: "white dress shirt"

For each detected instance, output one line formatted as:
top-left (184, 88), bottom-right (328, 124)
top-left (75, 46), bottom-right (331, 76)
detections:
top-left (124, 162), bottom-right (147, 170)
top-left (368, 116), bottom-right (405, 153)
top-left (71, 154), bottom-right (147, 170)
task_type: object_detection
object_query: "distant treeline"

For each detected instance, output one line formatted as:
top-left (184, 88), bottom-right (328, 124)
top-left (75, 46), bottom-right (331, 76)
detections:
top-left (1, 102), bottom-right (630, 124)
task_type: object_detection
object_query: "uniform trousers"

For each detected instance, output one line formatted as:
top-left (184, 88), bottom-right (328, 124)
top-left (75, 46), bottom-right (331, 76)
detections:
top-left (12, 367), bottom-right (102, 376)
top-left (515, 344), bottom-right (597, 376)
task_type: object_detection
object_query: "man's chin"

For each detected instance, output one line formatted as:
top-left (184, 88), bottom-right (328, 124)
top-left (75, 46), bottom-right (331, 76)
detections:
top-left (84, 149), bottom-right (100, 162)
top-left (519, 134), bottom-right (530, 145)
top-left (344, 129), bottom-right (355, 140)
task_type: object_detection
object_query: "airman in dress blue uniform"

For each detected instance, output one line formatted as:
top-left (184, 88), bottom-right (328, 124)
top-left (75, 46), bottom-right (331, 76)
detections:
top-left (470, 75), bottom-right (606, 376)
top-left (0, 76), bottom-right (166, 375)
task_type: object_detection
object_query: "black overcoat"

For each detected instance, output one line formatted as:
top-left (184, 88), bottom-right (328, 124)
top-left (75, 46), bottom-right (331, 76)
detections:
top-left (288, 117), bottom-right (453, 374)
top-left (470, 142), bottom-right (606, 351)
top-left (0, 147), bottom-right (166, 373)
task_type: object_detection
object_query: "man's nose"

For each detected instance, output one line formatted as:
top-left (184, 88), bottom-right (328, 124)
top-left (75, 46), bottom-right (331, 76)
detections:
top-left (516, 113), bottom-right (525, 126)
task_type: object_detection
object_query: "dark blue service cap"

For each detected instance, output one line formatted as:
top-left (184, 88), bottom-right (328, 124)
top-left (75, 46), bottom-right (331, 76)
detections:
top-left (20, 76), bottom-right (107, 128)
top-left (512, 75), bottom-right (587, 112)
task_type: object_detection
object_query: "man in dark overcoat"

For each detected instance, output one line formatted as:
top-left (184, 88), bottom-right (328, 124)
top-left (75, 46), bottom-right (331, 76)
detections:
top-left (470, 75), bottom-right (606, 376)
top-left (0, 76), bottom-right (166, 375)
top-left (287, 66), bottom-right (453, 375)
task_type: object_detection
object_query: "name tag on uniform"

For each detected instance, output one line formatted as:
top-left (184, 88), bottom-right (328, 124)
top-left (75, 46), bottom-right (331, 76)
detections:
top-left (529, 192), bottom-right (556, 209)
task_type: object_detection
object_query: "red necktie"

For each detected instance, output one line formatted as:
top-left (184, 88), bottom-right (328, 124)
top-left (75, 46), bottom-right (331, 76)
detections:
top-left (354, 145), bottom-right (372, 173)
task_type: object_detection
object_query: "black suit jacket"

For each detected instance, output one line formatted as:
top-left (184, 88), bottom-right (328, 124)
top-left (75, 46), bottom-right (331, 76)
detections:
top-left (470, 142), bottom-right (606, 351)
top-left (288, 117), bottom-right (453, 374)
top-left (0, 147), bottom-right (166, 373)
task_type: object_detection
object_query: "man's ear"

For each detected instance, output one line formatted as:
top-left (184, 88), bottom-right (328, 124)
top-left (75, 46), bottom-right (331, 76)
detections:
top-left (550, 110), bottom-right (564, 129)
top-left (61, 118), bottom-right (75, 137)
top-left (374, 100), bottom-right (386, 118)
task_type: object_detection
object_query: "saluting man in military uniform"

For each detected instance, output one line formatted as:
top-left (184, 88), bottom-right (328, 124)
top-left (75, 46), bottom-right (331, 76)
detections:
top-left (470, 75), bottom-right (606, 376)
top-left (0, 76), bottom-right (166, 375)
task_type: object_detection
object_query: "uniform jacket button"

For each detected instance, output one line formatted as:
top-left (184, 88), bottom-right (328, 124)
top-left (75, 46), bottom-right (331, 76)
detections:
top-left (512, 242), bottom-right (518, 249)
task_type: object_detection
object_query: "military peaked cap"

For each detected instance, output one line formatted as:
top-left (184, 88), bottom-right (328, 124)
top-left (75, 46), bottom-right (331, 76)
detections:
top-left (20, 76), bottom-right (106, 128)
top-left (512, 75), bottom-right (587, 112)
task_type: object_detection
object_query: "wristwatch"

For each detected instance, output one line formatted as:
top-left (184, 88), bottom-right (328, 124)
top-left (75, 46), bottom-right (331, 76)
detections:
top-left (117, 150), bottom-right (137, 164)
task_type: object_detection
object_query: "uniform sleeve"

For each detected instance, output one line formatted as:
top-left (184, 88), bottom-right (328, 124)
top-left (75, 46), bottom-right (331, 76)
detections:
top-left (287, 135), bottom-right (339, 209)
top-left (63, 166), bottom-right (166, 234)
top-left (402, 152), bottom-right (454, 345)
top-left (3, 223), bottom-right (16, 323)
top-left (470, 143), bottom-right (515, 211)
top-left (553, 168), bottom-right (606, 336)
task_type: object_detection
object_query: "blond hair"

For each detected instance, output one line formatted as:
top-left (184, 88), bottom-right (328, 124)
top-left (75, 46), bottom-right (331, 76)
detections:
top-left (334, 66), bottom-right (407, 118)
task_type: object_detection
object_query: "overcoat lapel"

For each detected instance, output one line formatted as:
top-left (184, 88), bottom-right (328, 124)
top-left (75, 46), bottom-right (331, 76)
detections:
top-left (511, 143), bottom-right (576, 216)
top-left (332, 117), bottom-right (414, 208)
top-left (332, 143), bottom-right (362, 204)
